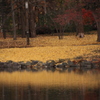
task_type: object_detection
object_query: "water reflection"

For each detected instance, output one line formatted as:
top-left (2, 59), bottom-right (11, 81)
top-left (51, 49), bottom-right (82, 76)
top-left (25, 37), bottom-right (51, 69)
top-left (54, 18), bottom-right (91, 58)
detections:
top-left (0, 85), bottom-right (100, 100)
top-left (0, 71), bottom-right (100, 100)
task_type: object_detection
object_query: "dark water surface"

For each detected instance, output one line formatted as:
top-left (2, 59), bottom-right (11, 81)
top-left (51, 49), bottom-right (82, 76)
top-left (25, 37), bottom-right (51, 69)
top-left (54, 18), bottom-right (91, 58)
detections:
top-left (0, 71), bottom-right (100, 100)
top-left (0, 85), bottom-right (100, 100)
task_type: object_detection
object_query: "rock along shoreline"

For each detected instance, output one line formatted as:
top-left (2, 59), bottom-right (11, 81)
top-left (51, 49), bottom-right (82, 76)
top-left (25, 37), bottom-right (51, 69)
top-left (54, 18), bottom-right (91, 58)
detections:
top-left (0, 59), bottom-right (100, 74)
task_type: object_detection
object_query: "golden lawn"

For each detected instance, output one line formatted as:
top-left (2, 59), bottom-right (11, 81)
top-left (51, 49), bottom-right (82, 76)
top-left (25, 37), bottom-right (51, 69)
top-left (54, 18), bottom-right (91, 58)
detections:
top-left (0, 34), bottom-right (100, 62)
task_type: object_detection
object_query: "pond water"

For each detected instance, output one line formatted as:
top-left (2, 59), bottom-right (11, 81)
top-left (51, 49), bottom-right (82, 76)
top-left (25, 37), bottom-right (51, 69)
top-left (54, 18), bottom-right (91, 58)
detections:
top-left (0, 71), bottom-right (100, 100)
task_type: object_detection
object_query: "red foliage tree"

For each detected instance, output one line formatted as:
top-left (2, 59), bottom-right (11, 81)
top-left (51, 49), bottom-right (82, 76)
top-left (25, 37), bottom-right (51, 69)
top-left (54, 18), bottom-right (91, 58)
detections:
top-left (82, 8), bottom-right (95, 25)
top-left (54, 0), bottom-right (100, 41)
top-left (83, 0), bottom-right (100, 41)
top-left (53, 9), bottom-right (78, 39)
top-left (53, 0), bottom-right (85, 38)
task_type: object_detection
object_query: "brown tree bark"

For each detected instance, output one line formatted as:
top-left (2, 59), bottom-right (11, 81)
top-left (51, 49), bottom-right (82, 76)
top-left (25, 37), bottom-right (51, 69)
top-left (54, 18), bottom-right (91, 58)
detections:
top-left (76, 21), bottom-right (84, 38)
top-left (1, 3), bottom-right (6, 39)
top-left (2, 15), bottom-right (6, 39)
top-left (29, 4), bottom-right (36, 38)
top-left (76, 0), bottom-right (84, 38)
top-left (25, 0), bottom-right (30, 45)
top-left (21, 8), bottom-right (26, 38)
top-left (58, 26), bottom-right (64, 39)
top-left (92, 10), bottom-right (100, 42)
top-left (82, 0), bottom-right (100, 41)
top-left (97, 21), bottom-right (100, 42)
top-left (11, 0), bottom-right (17, 40)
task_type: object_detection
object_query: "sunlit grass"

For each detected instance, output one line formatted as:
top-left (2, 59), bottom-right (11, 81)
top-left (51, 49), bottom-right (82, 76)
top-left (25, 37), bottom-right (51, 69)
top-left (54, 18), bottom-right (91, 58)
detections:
top-left (0, 71), bottom-right (100, 88)
top-left (0, 33), bottom-right (99, 47)
top-left (0, 34), bottom-right (100, 61)
top-left (0, 33), bottom-right (100, 62)
top-left (0, 45), bottom-right (100, 62)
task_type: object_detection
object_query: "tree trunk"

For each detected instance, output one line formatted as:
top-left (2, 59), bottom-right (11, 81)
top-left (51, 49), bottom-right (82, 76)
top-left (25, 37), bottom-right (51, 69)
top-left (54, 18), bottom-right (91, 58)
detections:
top-left (2, 9), bottom-right (6, 39)
top-left (75, 11), bottom-right (84, 38)
top-left (2, 18), bottom-right (6, 39)
top-left (97, 21), bottom-right (100, 42)
top-left (76, 0), bottom-right (84, 38)
top-left (21, 8), bottom-right (26, 38)
top-left (44, 0), bottom-right (47, 14)
top-left (25, 2), bottom-right (30, 45)
top-left (58, 26), bottom-right (63, 39)
top-left (11, 0), bottom-right (17, 40)
top-left (76, 22), bottom-right (84, 38)
top-left (92, 10), bottom-right (100, 42)
top-left (29, 4), bottom-right (36, 38)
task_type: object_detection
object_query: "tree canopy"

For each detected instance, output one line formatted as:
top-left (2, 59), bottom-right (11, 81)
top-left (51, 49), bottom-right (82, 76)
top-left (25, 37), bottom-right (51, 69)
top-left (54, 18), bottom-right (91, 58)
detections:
top-left (0, 0), bottom-right (100, 42)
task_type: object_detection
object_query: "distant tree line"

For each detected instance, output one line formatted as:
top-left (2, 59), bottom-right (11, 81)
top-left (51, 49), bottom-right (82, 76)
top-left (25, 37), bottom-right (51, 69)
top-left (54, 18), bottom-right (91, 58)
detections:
top-left (0, 0), bottom-right (100, 44)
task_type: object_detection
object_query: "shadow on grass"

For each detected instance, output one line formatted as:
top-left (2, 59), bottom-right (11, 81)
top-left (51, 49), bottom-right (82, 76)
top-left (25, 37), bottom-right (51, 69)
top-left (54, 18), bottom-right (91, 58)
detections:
top-left (92, 50), bottom-right (100, 53)
top-left (0, 41), bottom-right (33, 48)
top-left (73, 55), bottom-right (100, 60)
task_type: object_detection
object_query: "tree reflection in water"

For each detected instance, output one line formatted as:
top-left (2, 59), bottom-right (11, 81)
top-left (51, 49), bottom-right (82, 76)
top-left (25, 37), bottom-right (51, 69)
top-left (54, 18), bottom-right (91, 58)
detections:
top-left (0, 85), bottom-right (100, 100)
top-left (0, 71), bottom-right (100, 100)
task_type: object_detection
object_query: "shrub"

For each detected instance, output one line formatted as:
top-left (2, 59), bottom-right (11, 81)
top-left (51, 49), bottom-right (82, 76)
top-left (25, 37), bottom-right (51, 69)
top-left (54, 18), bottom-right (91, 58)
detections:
top-left (36, 26), bottom-right (52, 35)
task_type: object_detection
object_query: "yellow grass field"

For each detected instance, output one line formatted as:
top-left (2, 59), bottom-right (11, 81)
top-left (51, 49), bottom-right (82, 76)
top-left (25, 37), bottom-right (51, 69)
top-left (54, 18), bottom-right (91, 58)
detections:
top-left (0, 33), bottom-right (100, 62)
top-left (0, 33), bottom-right (100, 88)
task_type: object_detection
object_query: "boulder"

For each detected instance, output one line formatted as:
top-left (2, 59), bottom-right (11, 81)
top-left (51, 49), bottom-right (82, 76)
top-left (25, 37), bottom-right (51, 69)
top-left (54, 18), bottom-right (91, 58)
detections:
top-left (18, 62), bottom-right (27, 70)
top-left (34, 61), bottom-right (44, 70)
top-left (67, 60), bottom-right (78, 67)
top-left (25, 61), bottom-right (32, 66)
top-left (31, 60), bottom-right (39, 65)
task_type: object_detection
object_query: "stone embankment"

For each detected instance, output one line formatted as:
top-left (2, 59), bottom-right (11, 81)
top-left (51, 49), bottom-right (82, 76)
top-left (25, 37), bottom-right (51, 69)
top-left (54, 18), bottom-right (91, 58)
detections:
top-left (0, 59), bottom-right (100, 74)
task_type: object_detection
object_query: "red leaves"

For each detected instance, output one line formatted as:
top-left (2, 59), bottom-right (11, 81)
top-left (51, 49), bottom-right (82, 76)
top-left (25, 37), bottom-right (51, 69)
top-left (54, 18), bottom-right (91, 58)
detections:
top-left (53, 9), bottom-right (78, 26)
top-left (82, 9), bottom-right (95, 25)
top-left (53, 8), bottom-right (95, 26)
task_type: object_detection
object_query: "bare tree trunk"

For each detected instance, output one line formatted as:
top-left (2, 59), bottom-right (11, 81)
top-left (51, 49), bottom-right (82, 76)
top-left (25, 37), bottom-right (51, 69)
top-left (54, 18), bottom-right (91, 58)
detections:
top-left (76, 0), bottom-right (84, 38)
top-left (92, 10), bottom-right (100, 42)
top-left (76, 21), bottom-right (84, 38)
top-left (11, 0), bottom-right (17, 40)
top-left (1, 0), bottom-right (6, 39)
top-left (44, 0), bottom-right (47, 14)
top-left (48, 15), bottom-right (59, 34)
top-left (29, 4), bottom-right (36, 38)
top-left (21, 8), bottom-right (26, 38)
top-left (2, 15), bottom-right (6, 39)
top-left (58, 26), bottom-right (63, 39)
top-left (25, 0), bottom-right (30, 45)
top-left (97, 21), bottom-right (100, 42)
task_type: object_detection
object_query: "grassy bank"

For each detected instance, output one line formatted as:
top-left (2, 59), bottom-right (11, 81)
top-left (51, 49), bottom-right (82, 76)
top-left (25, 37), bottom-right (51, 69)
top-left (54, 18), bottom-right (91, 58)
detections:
top-left (0, 45), bottom-right (100, 62)
top-left (0, 33), bottom-right (100, 62)
top-left (0, 33), bottom-right (100, 48)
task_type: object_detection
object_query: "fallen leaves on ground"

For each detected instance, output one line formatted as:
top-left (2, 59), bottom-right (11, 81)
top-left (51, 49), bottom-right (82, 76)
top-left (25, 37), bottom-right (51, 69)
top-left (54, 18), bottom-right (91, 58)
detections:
top-left (0, 34), bottom-right (100, 62)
